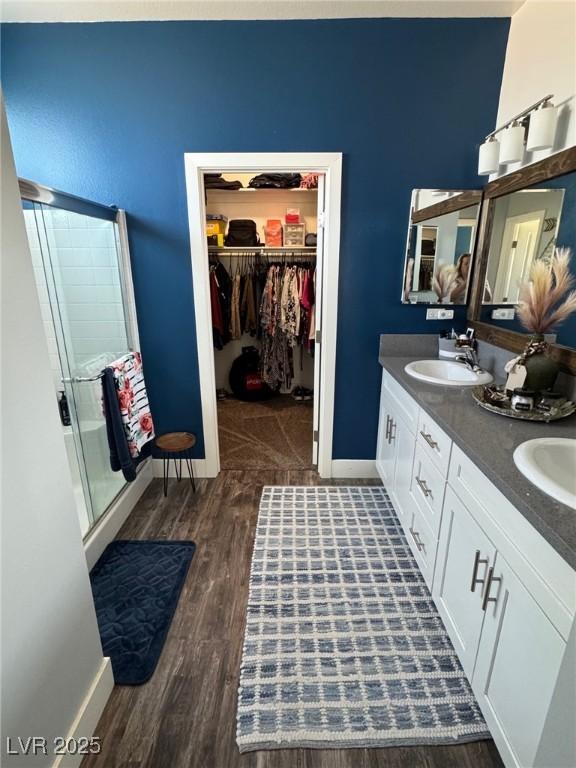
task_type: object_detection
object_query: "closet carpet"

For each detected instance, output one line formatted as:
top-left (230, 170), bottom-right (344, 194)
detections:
top-left (81, 473), bottom-right (504, 768)
top-left (218, 395), bottom-right (313, 470)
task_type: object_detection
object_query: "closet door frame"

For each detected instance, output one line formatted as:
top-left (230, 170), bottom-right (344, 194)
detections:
top-left (184, 152), bottom-right (343, 478)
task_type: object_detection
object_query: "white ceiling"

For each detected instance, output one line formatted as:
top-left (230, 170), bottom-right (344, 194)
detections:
top-left (0, 0), bottom-right (527, 23)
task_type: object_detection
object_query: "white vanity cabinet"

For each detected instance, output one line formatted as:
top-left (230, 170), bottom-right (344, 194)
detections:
top-left (375, 366), bottom-right (576, 768)
top-left (472, 552), bottom-right (568, 768)
top-left (391, 415), bottom-right (417, 524)
top-left (375, 371), bottom-right (418, 527)
top-left (375, 374), bottom-right (397, 489)
top-left (434, 484), bottom-right (496, 678)
top-left (376, 371), bottom-right (447, 587)
top-left (443, 443), bottom-right (575, 768)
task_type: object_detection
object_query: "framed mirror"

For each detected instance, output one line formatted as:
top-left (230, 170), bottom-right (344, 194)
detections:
top-left (468, 146), bottom-right (576, 373)
top-left (401, 189), bottom-right (483, 304)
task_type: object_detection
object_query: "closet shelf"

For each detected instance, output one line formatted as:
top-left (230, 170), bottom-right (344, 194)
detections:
top-left (206, 187), bottom-right (317, 193)
top-left (208, 246), bottom-right (316, 253)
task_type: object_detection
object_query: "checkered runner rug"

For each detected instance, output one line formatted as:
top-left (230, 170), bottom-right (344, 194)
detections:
top-left (236, 486), bottom-right (489, 752)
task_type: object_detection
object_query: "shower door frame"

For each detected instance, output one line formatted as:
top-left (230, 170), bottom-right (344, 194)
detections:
top-left (19, 178), bottom-right (142, 532)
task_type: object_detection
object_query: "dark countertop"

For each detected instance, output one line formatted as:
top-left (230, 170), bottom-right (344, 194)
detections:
top-left (379, 354), bottom-right (576, 569)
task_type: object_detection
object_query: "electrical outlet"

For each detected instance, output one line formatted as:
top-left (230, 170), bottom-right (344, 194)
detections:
top-left (491, 307), bottom-right (516, 320)
top-left (426, 308), bottom-right (454, 320)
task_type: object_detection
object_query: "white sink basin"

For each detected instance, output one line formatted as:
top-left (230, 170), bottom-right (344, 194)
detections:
top-left (513, 438), bottom-right (576, 509)
top-left (404, 359), bottom-right (494, 387)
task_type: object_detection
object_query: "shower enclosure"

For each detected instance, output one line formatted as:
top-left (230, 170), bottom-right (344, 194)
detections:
top-left (20, 179), bottom-right (140, 538)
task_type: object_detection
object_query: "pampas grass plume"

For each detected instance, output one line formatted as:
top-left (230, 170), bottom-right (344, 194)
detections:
top-left (517, 247), bottom-right (576, 334)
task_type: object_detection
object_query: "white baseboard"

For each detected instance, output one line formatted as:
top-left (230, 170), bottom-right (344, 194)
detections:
top-left (153, 457), bottom-right (209, 479)
top-left (151, 458), bottom-right (376, 480)
top-left (331, 459), bottom-right (379, 479)
top-left (52, 657), bottom-right (114, 768)
top-left (84, 460), bottom-right (154, 570)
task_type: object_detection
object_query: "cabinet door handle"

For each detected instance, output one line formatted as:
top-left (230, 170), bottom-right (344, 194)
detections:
top-left (416, 476), bottom-right (432, 498)
top-left (409, 526), bottom-right (424, 552)
top-left (481, 566), bottom-right (502, 611)
top-left (388, 420), bottom-right (396, 444)
top-left (420, 431), bottom-right (439, 450)
top-left (470, 550), bottom-right (489, 593)
top-left (385, 415), bottom-right (391, 440)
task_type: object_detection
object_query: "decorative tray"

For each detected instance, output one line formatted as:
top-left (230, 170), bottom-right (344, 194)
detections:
top-left (471, 386), bottom-right (576, 422)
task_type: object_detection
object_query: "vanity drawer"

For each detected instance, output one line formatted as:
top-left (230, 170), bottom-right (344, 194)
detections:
top-left (407, 505), bottom-right (437, 589)
top-left (411, 443), bottom-right (446, 537)
top-left (417, 409), bottom-right (452, 476)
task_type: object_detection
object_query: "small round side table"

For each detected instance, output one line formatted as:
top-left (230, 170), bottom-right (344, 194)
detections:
top-left (155, 432), bottom-right (197, 497)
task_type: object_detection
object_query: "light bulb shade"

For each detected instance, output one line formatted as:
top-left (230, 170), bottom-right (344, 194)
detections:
top-left (478, 138), bottom-right (500, 175)
top-left (527, 105), bottom-right (557, 151)
top-left (499, 124), bottom-right (525, 163)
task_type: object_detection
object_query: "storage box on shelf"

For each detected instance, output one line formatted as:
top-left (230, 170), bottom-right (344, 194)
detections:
top-left (376, 365), bottom-right (575, 768)
top-left (206, 216), bottom-right (227, 247)
top-left (286, 207), bottom-right (300, 223)
top-left (206, 218), bottom-right (227, 237)
top-left (283, 223), bottom-right (305, 246)
top-left (264, 219), bottom-right (283, 247)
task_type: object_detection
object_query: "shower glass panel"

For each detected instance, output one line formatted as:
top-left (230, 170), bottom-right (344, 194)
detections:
top-left (23, 196), bottom-right (135, 536)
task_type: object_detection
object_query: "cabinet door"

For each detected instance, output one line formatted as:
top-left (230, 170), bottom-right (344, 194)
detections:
top-left (375, 374), bottom-right (396, 488)
top-left (433, 485), bottom-right (496, 678)
top-left (472, 554), bottom-right (567, 768)
top-left (390, 413), bottom-right (416, 528)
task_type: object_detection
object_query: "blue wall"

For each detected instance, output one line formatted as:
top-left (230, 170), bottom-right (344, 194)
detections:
top-left (1, 19), bottom-right (509, 459)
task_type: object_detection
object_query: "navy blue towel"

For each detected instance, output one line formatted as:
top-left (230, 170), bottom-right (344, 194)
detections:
top-left (90, 540), bottom-right (196, 685)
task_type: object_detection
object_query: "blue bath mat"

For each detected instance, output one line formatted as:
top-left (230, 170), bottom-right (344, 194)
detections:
top-left (90, 540), bottom-right (195, 685)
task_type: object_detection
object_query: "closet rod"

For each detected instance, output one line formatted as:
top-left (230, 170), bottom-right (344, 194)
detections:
top-left (208, 246), bottom-right (315, 252)
top-left (208, 249), bottom-right (316, 257)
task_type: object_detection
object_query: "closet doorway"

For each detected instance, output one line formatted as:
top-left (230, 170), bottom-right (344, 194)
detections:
top-left (184, 153), bottom-right (342, 478)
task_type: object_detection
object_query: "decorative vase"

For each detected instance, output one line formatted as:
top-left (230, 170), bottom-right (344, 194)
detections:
top-left (523, 335), bottom-right (560, 392)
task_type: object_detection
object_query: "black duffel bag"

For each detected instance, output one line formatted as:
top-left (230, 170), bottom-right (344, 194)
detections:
top-left (225, 219), bottom-right (260, 247)
top-left (229, 347), bottom-right (273, 401)
top-left (248, 173), bottom-right (302, 189)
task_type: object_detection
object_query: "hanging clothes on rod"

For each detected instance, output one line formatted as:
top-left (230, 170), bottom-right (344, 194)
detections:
top-left (209, 258), bottom-right (232, 350)
top-left (260, 261), bottom-right (315, 391)
top-left (208, 250), bottom-right (316, 391)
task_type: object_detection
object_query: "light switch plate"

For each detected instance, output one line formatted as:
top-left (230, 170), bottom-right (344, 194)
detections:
top-left (492, 307), bottom-right (516, 320)
top-left (426, 308), bottom-right (454, 320)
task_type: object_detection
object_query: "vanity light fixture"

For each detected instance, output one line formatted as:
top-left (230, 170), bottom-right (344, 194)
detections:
top-left (478, 136), bottom-right (500, 175)
top-left (477, 94), bottom-right (555, 175)
top-left (527, 99), bottom-right (558, 151)
top-left (499, 121), bottom-right (525, 164)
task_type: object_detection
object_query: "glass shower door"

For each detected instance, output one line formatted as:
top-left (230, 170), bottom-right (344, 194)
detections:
top-left (29, 201), bottom-right (135, 531)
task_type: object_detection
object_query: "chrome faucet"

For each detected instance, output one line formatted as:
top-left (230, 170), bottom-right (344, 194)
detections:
top-left (455, 347), bottom-right (483, 372)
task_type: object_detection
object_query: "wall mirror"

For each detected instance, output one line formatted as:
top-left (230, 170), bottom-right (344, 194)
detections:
top-left (483, 181), bottom-right (571, 307)
top-left (401, 189), bottom-right (483, 305)
top-left (469, 147), bottom-right (576, 372)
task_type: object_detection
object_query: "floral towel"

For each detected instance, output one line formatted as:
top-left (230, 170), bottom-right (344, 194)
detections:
top-left (109, 352), bottom-right (154, 458)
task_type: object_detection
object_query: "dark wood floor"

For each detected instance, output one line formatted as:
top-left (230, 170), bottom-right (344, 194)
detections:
top-left (82, 472), bottom-right (504, 768)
